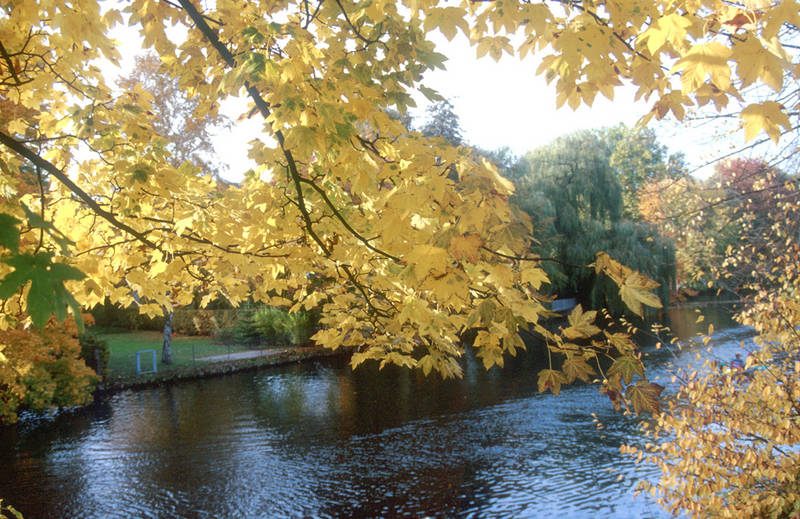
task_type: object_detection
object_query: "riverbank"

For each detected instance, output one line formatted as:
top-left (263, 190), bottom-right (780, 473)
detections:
top-left (95, 295), bottom-right (737, 395)
top-left (99, 345), bottom-right (352, 393)
top-left (667, 298), bottom-right (741, 309)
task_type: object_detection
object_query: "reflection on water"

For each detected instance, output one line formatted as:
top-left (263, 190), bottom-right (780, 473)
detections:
top-left (0, 306), bottom-right (749, 518)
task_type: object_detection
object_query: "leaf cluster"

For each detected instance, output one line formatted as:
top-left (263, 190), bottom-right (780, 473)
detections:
top-left (630, 186), bottom-right (800, 517)
top-left (0, 318), bottom-right (98, 424)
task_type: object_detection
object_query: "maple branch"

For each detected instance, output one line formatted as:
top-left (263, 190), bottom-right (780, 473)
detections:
top-left (355, 135), bottom-right (397, 164)
top-left (74, 238), bottom-right (140, 256)
top-left (333, 0), bottom-right (386, 47)
top-left (33, 164), bottom-right (46, 255)
top-left (23, 51), bottom-right (92, 99)
top-left (0, 131), bottom-right (159, 250)
top-left (302, 0), bottom-right (325, 29)
top-left (177, 0), bottom-right (393, 263)
top-left (297, 177), bottom-right (402, 262)
top-left (175, 0), bottom-right (330, 255)
top-left (160, 0), bottom-right (223, 26)
top-left (554, 0), bottom-right (652, 65)
top-left (0, 40), bottom-right (23, 86)
top-left (174, 230), bottom-right (293, 258)
top-left (177, 0), bottom-right (400, 318)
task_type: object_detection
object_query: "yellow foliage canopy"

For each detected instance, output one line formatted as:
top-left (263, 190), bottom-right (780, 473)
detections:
top-left (0, 0), bottom-right (668, 398)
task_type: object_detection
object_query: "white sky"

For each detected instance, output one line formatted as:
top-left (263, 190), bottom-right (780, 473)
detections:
top-left (411, 34), bottom-right (737, 179)
top-left (410, 35), bottom-right (649, 154)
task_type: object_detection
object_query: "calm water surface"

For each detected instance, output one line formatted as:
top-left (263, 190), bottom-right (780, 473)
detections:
top-left (0, 307), bottom-right (749, 518)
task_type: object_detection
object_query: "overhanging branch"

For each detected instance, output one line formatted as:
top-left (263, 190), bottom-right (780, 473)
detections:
top-left (0, 131), bottom-right (159, 249)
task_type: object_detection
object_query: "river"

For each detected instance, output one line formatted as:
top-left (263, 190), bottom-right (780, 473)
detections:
top-left (0, 306), bottom-right (748, 518)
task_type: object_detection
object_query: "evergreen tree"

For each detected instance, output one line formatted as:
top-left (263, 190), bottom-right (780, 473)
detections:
top-left (419, 99), bottom-right (464, 146)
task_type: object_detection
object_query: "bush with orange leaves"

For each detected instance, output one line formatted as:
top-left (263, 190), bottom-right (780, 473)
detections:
top-left (0, 318), bottom-right (98, 424)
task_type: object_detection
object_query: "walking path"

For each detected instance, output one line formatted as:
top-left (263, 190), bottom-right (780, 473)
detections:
top-left (198, 347), bottom-right (314, 363)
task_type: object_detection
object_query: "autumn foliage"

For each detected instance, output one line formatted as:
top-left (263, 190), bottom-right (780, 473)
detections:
top-left (0, 318), bottom-right (97, 424)
top-left (627, 185), bottom-right (800, 518)
top-left (0, 0), bottom-right (667, 404)
top-left (1, 0), bottom-right (800, 515)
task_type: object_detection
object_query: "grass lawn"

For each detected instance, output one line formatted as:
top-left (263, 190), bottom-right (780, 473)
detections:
top-left (97, 330), bottom-right (256, 378)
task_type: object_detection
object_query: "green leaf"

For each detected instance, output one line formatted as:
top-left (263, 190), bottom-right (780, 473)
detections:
top-left (0, 213), bottom-right (20, 253)
top-left (608, 354), bottom-right (645, 385)
top-left (477, 299), bottom-right (496, 326)
top-left (0, 252), bottom-right (85, 328)
top-left (0, 255), bottom-right (35, 298)
top-left (132, 167), bottom-right (151, 183)
top-left (419, 85), bottom-right (444, 103)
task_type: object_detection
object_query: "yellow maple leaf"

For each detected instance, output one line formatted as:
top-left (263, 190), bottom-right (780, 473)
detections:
top-left (449, 234), bottom-right (483, 263)
top-left (563, 356), bottom-right (596, 383)
top-left (620, 272), bottom-right (663, 317)
top-left (521, 265), bottom-right (549, 290)
top-left (423, 6), bottom-right (469, 41)
top-left (406, 244), bottom-right (450, 278)
top-left (625, 381), bottom-right (664, 414)
top-left (564, 304), bottom-right (601, 339)
top-left (670, 42), bottom-right (732, 93)
top-left (594, 251), bottom-right (626, 285)
top-left (763, 0), bottom-right (800, 40)
top-left (537, 368), bottom-right (567, 395)
top-left (734, 36), bottom-right (784, 91)
top-left (740, 101), bottom-right (791, 142)
top-left (595, 252), bottom-right (662, 317)
top-left (638, 13), bottom-right (693, 55)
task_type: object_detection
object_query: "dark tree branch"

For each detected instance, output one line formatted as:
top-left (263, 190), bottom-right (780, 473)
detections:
top-left (0, 131), bottom-right (159, 249)
top-left (298, 177), bottom-right (402, 262)
top-left (333, 0), bottom-right (385, 46)
top-left (0, 40), bottom-right (23, 86)
top-left (481, 246), bottom-right (591, 269)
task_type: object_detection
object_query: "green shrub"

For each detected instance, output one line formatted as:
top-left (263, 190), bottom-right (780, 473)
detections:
top-left (214, 305), bottom-right (317, 346)
top-left (89, 299), bottom-right (166, 330)
top-left (250, 306), bottom-right (287, 338)
top-left (217, 305), bottom-right (261, 345)
top-left (276, 310), bottom-right (315, 345)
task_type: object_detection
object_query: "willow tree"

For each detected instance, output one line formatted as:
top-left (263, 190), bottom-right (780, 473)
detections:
top-left (514, 129), bottom-right (676, 314)
top-left (600, 124), bottom-right (686, 219)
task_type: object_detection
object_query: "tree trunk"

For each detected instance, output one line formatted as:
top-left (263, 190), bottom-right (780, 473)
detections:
top-left (162, 311), bottom-right (173, 364)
